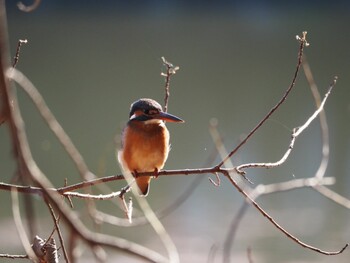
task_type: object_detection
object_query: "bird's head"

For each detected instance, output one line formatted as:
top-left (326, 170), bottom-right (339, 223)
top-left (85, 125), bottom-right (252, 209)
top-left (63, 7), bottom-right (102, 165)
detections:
top-left (129, 98), bottom-right (184, 124)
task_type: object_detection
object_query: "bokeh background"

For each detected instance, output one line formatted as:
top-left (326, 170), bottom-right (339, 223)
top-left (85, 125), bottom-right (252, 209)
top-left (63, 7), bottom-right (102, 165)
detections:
top-left (1, 1), bottom-right (349, 262)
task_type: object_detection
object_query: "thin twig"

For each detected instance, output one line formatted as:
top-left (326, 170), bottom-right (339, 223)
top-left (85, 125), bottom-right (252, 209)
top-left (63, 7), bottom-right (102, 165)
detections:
top-left (119, 194), bottom-right (133, 223)
top-left (17, 0), bottom-right (41, 12)
top-left (1, 23), bottom-right (347, 261)
top-left (64, 190), bottom-right (123, 200)
top-left (161, 56), bottom-right (179, 113)
top-left (46, 225), bottom-right (58, 247)
top-left (224, 171), bottom-right (348, 255)
top-left (303, 55), bottom-right (330, 179)
top-left (252, 177), bottom-right (335, 197)
top-left (222, 200), bottom-right (249, 263)
top-left (0, 166), bottom-right (337, 196)
top-left (12, 39), bottom-right (27, 68)
top-left (68, 232), bottom-right (78, 263)
top-left (0, 22), bottom-right (170, 263)
top-left (221, 176), bottom-right (344, 260)
top-left (0, 110), bottom-right (5, 125)
top-left (122, 170), bottom-right (180, 263)
top-left (0, 69), bottom-right (337, 199)
top-left (7, 68), bottom-right (92, 181)
top-left (0, 253), bottom-right (29, 259)
top-left (208, 172), bottom-right (221, 187)
top-left (64, 178), bottom-right (74, 208)
top-left (221, 76), bottom-right (345, 258)
top-left (235, 76), bottom-right (336, 174)
top-left (300, 58), bottom-right (350, 220)
top-left (209, 118), bottom-right (253, 184)
top-left (247, 247), bottom-right (254, 263)
top-left (216, 31), bottom-right (309, 168)
top-left (207, 244), bottom-right (219, 263)
top-left (11, 188), bottom-right (38, 261)
top-left (45, 200), bottom-right (70, 263)
top-left (13, 172), bottom-right (38, 244)
top-left (91, 245), bottom-right (107, 263)
top-left (91, 145), bottom-right (217, 227)
top-left (313, 185), bottom-right (350, 209)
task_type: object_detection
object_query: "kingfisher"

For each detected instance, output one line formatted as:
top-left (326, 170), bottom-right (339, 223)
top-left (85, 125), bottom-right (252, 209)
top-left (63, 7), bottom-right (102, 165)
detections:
top-left (118, 98), bottom-right (184, 196)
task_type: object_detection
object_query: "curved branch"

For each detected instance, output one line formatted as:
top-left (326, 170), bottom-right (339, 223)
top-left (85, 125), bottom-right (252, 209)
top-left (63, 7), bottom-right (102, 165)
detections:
top-left (216, 31), bottom-right (309, 168)
top-left (92, 145), bottom-right (219, 227)
top-left (45, 200), bottom-right (70, 263)
top-left (17, 0), bottom-right (41, 12)
top-left (235, 76), bottom-right (337, 174)
top-left (0, 27), bottom-right (170, 263)
top-left (161, 57), bottom-right (179, 113)
top-left (7, 68), bottom-right (92, 181)
top-left (224, 171), bottom-right (348, 255)
top-left (302, 55), bottom-right (330, 179)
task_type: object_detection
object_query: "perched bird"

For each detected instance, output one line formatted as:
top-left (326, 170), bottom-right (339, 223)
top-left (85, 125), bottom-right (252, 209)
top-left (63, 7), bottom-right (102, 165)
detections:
top-left (118, 98), bottom-right (184, 196)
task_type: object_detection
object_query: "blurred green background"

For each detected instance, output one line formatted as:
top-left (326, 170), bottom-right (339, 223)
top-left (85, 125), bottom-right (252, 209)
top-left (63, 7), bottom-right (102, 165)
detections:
top-left (1, 1), bottom-right (349, 262)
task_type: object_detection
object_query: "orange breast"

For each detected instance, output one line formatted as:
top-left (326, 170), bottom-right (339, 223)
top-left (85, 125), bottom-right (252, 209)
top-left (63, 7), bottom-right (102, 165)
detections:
top-left (119, 121), bottom-right (170, 173)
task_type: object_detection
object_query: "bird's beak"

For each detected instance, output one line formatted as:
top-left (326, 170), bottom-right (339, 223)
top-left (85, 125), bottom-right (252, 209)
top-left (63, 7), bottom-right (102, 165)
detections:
top-left (155, 111), bottom-right (184, 123)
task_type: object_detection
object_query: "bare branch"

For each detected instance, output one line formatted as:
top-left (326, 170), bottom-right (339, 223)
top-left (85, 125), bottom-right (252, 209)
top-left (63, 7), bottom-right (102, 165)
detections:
top-left (12, 39), bottom-right (27, 68)
top-left (11, 189), bottom-right (38, 261)
top-left (303, 55), bottom-right (330, 179)
top-left (299, 55), bottom-right (350, 211)
top-left (223, 200), bottom-right (249, 263)
top-left (209, 118), bottom-right (253, 184)
top-left (7, 68), bottom-right (92, 181)
top-left (235, 76), bottom-right (337, 174)
top-left (252, 177), bottom-right (335, 197)
top-left (1, 17), bottom-right (347, 262)
top-left (63, 190), bottom-right (123, 200)
top-left (161, 56), bottom-right (179, 113)
top-left (222, 176), bottom-right (339, 260)
top-left (0, 15), bottom-right (171, 263)
top-left (119, 194), bottom-right (133, 223)
top-left (0, 253), bottom-right (29, 259)
top-left (45, 200), bottom-right (70, 263)
top-left (0, 167), bottom-right (337, 197)
top-left (17, 0), bottom-right (41, 12)
top-left (216, 31), bottom-right (309, 168)
top-left (122, 171), bottom-right (180, 263)
top-left (208, 172), bottom-right (221, 187)
top-left (224, 171), bottom-right (348, 255)
top-left (247, 247), bottom-right (254, 263)
top-left (313, 185), bottom-right (350, 209)
top-left (207, 244), bottom-right (219, 263)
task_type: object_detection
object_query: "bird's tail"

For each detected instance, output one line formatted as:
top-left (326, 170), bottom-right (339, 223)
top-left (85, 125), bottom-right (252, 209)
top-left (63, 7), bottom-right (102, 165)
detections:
top-left (135, 176), bottom-right (151, 196)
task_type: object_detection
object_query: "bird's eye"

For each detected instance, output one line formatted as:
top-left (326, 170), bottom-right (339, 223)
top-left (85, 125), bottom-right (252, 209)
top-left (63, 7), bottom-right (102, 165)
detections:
top-left (144, 109), bottom-right (158, 115)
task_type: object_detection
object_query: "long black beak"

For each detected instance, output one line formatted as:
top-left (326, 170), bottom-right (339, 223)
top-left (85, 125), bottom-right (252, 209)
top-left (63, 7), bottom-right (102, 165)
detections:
top-left (155, 111), bottom-right (184, 123)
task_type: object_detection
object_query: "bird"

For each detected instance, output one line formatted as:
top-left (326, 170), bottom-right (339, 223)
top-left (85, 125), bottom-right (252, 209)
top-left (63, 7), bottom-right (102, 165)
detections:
top-left (118, 98), bottom-right (184, 196)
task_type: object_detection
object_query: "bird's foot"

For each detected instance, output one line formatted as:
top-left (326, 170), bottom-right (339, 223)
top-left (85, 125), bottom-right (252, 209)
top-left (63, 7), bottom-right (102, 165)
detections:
top-left (153, 168), bottom-right (159, 179)
top-left (132, 170), bottom-right (138, 178)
